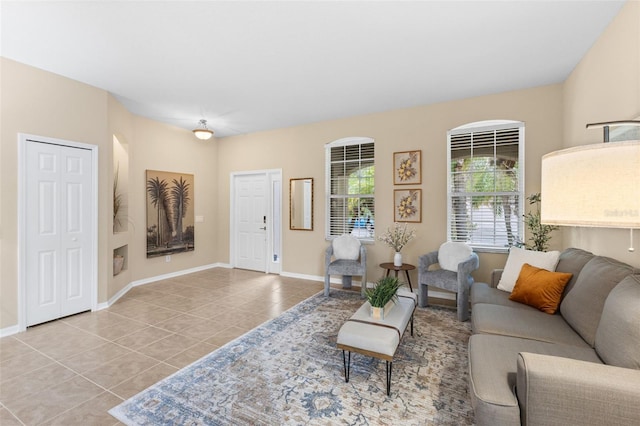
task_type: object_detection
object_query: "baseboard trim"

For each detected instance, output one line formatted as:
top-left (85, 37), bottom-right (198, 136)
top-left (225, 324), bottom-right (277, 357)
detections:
top-left (428, 289), bottom-right (456, 300)
top-left (281, 271), bottom-right (368, 287)
top-left (131, 263), bottom-right (223, 287)
top-left (98, 262), bottom-right (229, 310)
top-left (0, 324), bottom-right (20, 338)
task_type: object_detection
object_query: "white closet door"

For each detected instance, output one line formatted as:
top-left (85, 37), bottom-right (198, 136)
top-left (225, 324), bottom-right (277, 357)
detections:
top-left (25, 141), bottom-right (93, 326)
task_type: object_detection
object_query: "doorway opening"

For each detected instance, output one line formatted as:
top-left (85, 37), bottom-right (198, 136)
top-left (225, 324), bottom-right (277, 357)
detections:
top-left (230, 169), bottom-right (282, 274)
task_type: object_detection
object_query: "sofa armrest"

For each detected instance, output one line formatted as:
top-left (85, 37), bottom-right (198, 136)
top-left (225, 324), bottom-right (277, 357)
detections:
top-left (418, 251), bottom-right (439, 275)
top-left (457, 253), bottom-right (479, 277)
top-left (325, 244), bottom-right (334, 268)
top-left (517, 352), bottom-right (640, 426)
top-left (359, 244), bottom-right (367, 267)
top-left (490, 269), bottom-right (503, 288)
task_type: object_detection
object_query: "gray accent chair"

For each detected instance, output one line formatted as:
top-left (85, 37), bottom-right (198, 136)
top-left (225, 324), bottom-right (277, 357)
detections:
top-left (418, 242), bottom-right (479, 321)
top-left (324, 235), bottom-right (367, 297)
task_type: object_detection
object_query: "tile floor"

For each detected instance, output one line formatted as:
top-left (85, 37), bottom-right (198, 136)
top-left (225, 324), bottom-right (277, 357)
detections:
top-left (0, 268), bottom-right (325, 425)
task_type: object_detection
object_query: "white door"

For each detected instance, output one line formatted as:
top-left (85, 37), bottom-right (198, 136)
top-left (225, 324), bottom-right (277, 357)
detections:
top-left (235, 173), bottom-right (268, 271)
top-left (25, 141), bottom-right (93, 326)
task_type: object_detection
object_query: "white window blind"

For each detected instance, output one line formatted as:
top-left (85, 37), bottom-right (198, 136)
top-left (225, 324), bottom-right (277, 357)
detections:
top-left (325, 137), bottom-right (375, 240)
top-left (447, 121), bottom-right (524, 250)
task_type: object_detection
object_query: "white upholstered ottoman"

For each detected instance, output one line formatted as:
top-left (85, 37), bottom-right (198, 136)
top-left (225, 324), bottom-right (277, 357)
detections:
top-left (336, 289), bottom-right (418, 395)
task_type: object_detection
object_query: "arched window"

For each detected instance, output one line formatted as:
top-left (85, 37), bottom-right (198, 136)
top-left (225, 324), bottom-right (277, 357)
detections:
top-left (325, 137), bottom-right (375, 240)
top-left (447, 120), bottom-right (524, 251)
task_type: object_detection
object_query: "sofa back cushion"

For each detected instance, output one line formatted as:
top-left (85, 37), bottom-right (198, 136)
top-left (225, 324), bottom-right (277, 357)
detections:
top-left (560, 256), bottom-right (639, 347)
top-left (554, 248), bottom-right (594, 296)
top-left (496, 247), bottom-right (561, 292)
top-left (594, 275), bottom-right (640, 369)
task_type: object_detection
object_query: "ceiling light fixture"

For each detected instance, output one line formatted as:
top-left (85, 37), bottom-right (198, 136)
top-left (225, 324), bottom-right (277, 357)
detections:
top-left (193, 119), bottom-right (214, 140)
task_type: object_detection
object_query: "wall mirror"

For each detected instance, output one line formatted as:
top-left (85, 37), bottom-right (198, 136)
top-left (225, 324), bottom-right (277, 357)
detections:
top-left (290, 178), bottom-right (313, 230)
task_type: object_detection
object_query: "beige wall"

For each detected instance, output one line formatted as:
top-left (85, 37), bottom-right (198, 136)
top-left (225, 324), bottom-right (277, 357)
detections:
top-left (562, 0), bottom-right (640, 267)
top-left (217, 84), bottom-right (564, 285)
top-left (127, 115), bottom-right (219, 284)
top-left (1, 1), bottom-right (637, 331)
top-left (0, 58), bottom-right (220, 329)
top-left (0, 58), bottom-right (109, 328)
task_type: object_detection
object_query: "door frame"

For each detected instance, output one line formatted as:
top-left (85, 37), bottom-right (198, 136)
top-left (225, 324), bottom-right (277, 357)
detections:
top-left (230, 169), bottom-right (282, 274)
top-left (17, 134), bottom-right (99, 332)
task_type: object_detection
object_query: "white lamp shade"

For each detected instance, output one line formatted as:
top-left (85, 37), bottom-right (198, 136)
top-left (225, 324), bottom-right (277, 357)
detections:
top-left (541, 140), bottom-right (640, 228)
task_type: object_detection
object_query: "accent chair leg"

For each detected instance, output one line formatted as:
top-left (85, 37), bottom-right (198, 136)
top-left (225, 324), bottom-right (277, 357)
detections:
top-left (419, 283), bottom-right (428, 308)
top-left (342, 275), bottom-right (353, 289)
top-left (361, 270), bottom-right (367, 297)
top-left (324, 274), bottom-right (330, 296)
top-left (342, 350), bottom-right (351, 383)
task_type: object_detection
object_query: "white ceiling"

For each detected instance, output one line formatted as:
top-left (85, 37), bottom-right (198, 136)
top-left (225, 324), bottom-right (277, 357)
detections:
top-left (1, 1), bottom-right (626, 137)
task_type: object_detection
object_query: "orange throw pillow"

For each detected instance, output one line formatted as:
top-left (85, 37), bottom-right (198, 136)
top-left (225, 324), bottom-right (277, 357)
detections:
top-left (509, 263), bottom-right (573, 314)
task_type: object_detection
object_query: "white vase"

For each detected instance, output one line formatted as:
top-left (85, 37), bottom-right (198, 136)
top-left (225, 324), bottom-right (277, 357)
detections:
top-left (394, 251), bottom-right (402, 267)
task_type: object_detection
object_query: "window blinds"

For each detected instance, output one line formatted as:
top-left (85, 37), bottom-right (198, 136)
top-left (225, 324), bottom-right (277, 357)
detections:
top-left (448, 123), bottom-right (523, 249)
top-left (327, 142), bottom-right (375, 239)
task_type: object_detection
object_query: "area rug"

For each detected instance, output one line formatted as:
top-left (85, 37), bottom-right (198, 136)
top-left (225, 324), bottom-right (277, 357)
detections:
top-left (109, 290), bottom-right (474, 425)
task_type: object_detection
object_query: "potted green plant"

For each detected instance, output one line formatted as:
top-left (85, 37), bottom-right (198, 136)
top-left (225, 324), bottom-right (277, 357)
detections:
top-left (366, 276), bottom-right (403, 319)
top-left (521, 192), bottom-right (559, 252)
top-left (113, 163), bottom-right (123, 232)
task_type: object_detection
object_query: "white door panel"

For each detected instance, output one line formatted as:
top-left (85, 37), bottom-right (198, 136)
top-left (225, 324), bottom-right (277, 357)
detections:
top-left (37, 250), bottom-right (57, 306)
top-left (25, 141), bottom-right (92, 326)
top-left (235, 174), bottom-right (267, 272)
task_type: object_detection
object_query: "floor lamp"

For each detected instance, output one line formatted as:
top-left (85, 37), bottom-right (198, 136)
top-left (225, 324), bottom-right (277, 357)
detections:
top-left (541, 140), bottom-right (640, 252)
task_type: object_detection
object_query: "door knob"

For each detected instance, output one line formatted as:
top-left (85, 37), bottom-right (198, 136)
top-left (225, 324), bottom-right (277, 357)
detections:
top-left (260, 227), bottom-right (266, 230)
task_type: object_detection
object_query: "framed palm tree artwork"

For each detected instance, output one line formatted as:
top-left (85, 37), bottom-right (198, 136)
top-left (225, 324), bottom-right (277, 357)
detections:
top-left (146, 170), bottom-right (195, 258)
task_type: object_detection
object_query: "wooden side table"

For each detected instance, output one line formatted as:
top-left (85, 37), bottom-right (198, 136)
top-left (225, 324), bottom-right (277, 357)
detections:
top-left (379, 262), bottom-right (416, 292)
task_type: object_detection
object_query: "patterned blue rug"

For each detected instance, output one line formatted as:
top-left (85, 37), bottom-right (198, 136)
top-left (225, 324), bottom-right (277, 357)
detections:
top-left (109, 290), bottom-right (473, 425)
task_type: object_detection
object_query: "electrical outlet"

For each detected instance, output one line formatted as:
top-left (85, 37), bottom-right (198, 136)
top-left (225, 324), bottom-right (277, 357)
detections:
top-left (165, 255), bottom-right (171, 262)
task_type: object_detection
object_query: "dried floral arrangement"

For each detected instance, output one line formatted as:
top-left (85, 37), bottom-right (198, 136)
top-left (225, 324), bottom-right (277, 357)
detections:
top-left (378, 222), bottom-right (416, 252)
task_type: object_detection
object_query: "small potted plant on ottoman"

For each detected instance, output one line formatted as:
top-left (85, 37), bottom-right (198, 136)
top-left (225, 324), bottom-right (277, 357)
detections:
top-left (366, 276), bottom-right (402, 319)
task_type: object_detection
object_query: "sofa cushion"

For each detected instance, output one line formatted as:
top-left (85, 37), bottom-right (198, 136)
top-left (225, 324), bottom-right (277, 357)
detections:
top-left (497, 247), bottom-right (560, 292)
top-left (594, 274), bottom-right (640, 369)
top-left (560, 256), bottom-right (639, 347)
top-left (553, 247), bottom-right (594, 296)
top-left (471, 303), bottom-right (590, 347)
top-left (509, 263), bottom-right (573, 314)
top-left (471, 282), bottom-right (537, 310)
top-left (468, 334), bottom-right (602, 426)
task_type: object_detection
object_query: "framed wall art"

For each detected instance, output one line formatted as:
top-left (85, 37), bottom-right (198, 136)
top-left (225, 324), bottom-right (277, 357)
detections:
top-left (146, 169), bottom-right (195, 258)
top-left (393, 150), bottom-right (421, 185)
top-left (394, 189), bottom-right (422, 223)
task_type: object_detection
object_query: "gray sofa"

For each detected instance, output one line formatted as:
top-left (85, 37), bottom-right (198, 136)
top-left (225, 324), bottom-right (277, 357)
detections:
top-left (468, 248), bottom-right (640, 426)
